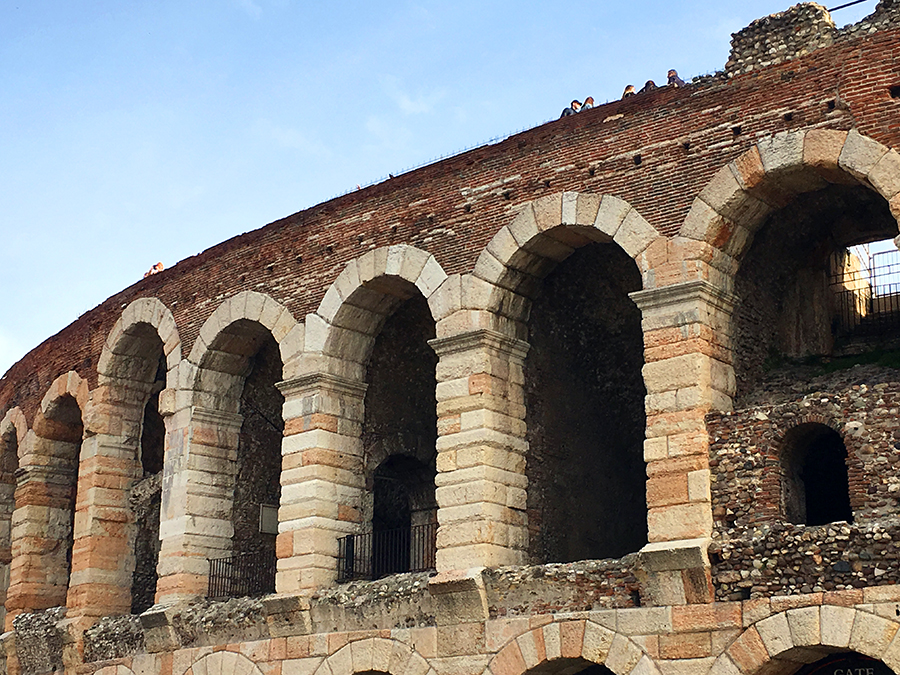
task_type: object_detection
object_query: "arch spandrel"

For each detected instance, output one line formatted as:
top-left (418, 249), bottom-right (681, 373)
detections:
top-left (0, 407), bottom-right (26, 452)
top-left (680, 130), bottom-right (900, 263)
top-left (485, 620), bottom-right (662, 675)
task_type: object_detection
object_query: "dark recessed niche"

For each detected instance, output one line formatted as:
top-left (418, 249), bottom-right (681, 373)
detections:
top-left (732, 125), bottom-right (743, 136)
top-left (826, 99), bottom-right (836, 110)
top-left (464, 204), bottom-right (472, 213)
top-left (784, 112), bottom-right (794, 121)
top-left (683, 141), bottom-right (692, 150)
top-left (544, 180), bottom-right (551, 188)
top-left (325, 245), bottom-right (334, 254)
top-left (890, 85), bottom-right (900, 99)
top-left (502, 191), bottom-right (512, 200)
top-left (633, 154), bottom-right (642, 166)
top-left (295, 255), bottom-right (303, 264)
top-left (588, 167), bottom-right (596, 176)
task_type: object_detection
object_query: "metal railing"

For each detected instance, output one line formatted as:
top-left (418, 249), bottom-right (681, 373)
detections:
top-left (830, 249), bottom-right (900, 340)
top-left (337, 523), bottom-right (437, 582)
top-left (207, 550), bottom-right (276, 599)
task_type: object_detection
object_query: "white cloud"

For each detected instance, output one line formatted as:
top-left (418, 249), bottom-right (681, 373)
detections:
top-left (234, 0), bottom-right (262, 19)
top-left (252, 119), bottom-right (332, 157)
top-left (379, 75), bottom-right (445, 115)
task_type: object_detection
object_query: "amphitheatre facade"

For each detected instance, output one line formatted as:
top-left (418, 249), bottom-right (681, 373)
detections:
top-left (2, 3), bottom-right (900, 674)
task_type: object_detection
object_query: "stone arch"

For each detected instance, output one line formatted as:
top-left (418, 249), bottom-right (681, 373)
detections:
top-left (312, 637), bottom-right (435, 675)
top-left (0, 408), bottom-right (25, 628)
top-left (304, 244), bottom-right (447, 368)
top-left (39, 370), bottom-right (89, 420)
top-left (67, 299), bottom-right (182, 620)
top-left (156, 291), bottom-right (298, 602)
top-left (679, 129), bottom-right (900, 264)
top-left (183, 651), bottom-right (264, 675)
top-left (464, 193), bottom-right (659, 564)
top-left (468, 191), bottom-right (662, 331)
top-left (485, 620), bottom-right (661, 675)
top-left (97, 297), bottom-right (181, 384)
top-left (188, 290), bottom-right (302, 382)
top-left (709, 606), bottom-right (900, 675)
top-left (6, 371), bottom-right (86, 620)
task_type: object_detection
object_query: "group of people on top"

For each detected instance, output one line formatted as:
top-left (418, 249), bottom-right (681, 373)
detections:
top-left (560, 70), bottom-right (686, 118)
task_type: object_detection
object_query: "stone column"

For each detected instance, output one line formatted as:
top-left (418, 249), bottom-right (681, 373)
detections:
top-left (630, 279), bottom-right (735, 604)
top-left (155, 404), bottom-right (241, 604)
top-left (276, 373), bottom-right (367, 594)
top-left (429, 329), bottom-right (529, 571)
top-left (66, 434), bottom-right (141, 621)
top-left (6, 463), bottom-right (77, 626)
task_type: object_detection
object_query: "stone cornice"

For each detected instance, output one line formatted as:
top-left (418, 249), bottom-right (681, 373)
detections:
top-left (629, 280), bottom-right (737, 313)
top-left (428, 329), bottom-right (530, 360)
top-left (277, 373), bottom-right (368, 399)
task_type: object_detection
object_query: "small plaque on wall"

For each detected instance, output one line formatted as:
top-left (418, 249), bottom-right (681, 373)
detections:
top-left (259, 504), bottom-right (279, 534)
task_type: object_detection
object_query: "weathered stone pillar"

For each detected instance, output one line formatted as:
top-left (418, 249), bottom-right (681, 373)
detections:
top-left (155, 404), bottom-right (241, 604)
top-left (630, 279), bottom-right (735, 604)
top-left (6, 463), bottom-right (77, 624)
top-left (429, 329), bottom-right (529, 571)
top-left (66, 383), bottom-right (146, 623)
top-left (276, 373), bottom-right (367, 594)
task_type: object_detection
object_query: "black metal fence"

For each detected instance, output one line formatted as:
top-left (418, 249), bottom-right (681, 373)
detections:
top-left (337, 523), bottom-right (437, 582)
top-left (830, 249), bottom-right (900, 340)
top-left (207, 550), bottom-right (276, 599)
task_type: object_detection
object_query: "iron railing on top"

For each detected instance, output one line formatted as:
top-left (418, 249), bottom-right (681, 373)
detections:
top-left (337, 523), bottom-right (437, 582)
top-left (207, 550), bottom-right (276, 599)
top-left (830, 249), bottom-right (900, 340)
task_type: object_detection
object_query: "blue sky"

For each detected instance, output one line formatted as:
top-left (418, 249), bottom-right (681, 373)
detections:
top-left (0, 0), bottom-right (879, 375)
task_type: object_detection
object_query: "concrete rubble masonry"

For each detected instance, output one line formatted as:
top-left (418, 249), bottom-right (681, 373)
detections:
top-left (1, 3), bottom-right (900, 675)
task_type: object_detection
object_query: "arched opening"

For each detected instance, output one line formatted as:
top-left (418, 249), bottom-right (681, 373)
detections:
top-left (520, 659), bottom-right (614, 675)
top-left (0, 423), bottom-right (19, 627)
top-left (340, 291), bottom-right (437, 580)
top-left (28, 393), bottom-right (83, 608)
top-left (525, 242), bottom-right (647, 563)
top-left (199, 318), bottom-right (284, 598)
top-left (232, 333), bottom-right (284, 569)
top-left (794, 651), bottom-right (893, 675)
top-left (130, 351), bottom-right (166, 614)
top-left (781, 422), bottom-right (853, 526)
top-left (732, 184), bottom-right (898, 402)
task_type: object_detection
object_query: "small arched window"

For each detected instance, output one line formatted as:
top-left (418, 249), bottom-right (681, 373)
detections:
top-left (781, 422), bottom-right (853, 526)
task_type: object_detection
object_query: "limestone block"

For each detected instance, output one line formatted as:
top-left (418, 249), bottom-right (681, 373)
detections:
top-left (820, 605), bottom-right (855, 648)
top-left (687, 469), bottom-right (711, 503)
top-left (848, 610), bottom-right (899, 657)
top-left (839, 129), bottom-right (890, 183)
top-left (557, 191), bottom-right (578, 226)
top-left (698, 167), bottom-right (769, 229)
top-left (707, 656), bottom-right (742, 675)
top-left (575, 192), bottom-right (601, 227)
top-left (279, 324), bottom-right (306, 364)
top-left (868, 149), bottom-right (900, 201)
top-left (428, 568), bottom-right (488, 625)
top-left (617, 607), bottom-right (673, 636)
top-left (758, 131), bottom-right (806, 176)
top-left (726, 626), bottom-right (769, 674)
top-left (680, 199), bottom-right (735, 248)
top-left (506, 208), bottom-right (539, 249)
top-left (436, 542), bottom-right (523, 571)
top-left (531, 193), bottom-right (563, 232)
top-left (328, 644), bottom-right (353, 675)
top-left (786, 607), bottom-right (820, 647)
top-left (615, 209), bottom-right (659, 258)
top-left (881, 632), bottom-right (900, 674)
top-left (803, 129), bottom-right (849, 176)
top-left (428, 275), bottom-right (462, 323)
top-left (594, 195), bottom-right (631, 239)
top-left (581, 621), bottom-right (615, 663)
top-left (643, 353), bottom-right (709, 394)
top-left (604, 634), bottom-right (642, 674)
top-left (417, 256), bottom-right (449, 298)
top-left (516, 629), bottom-right (547, 669)
top-left (648, 502), bottom-right (713, 542)
top-left (756, 612), bottom-right (793, 657)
